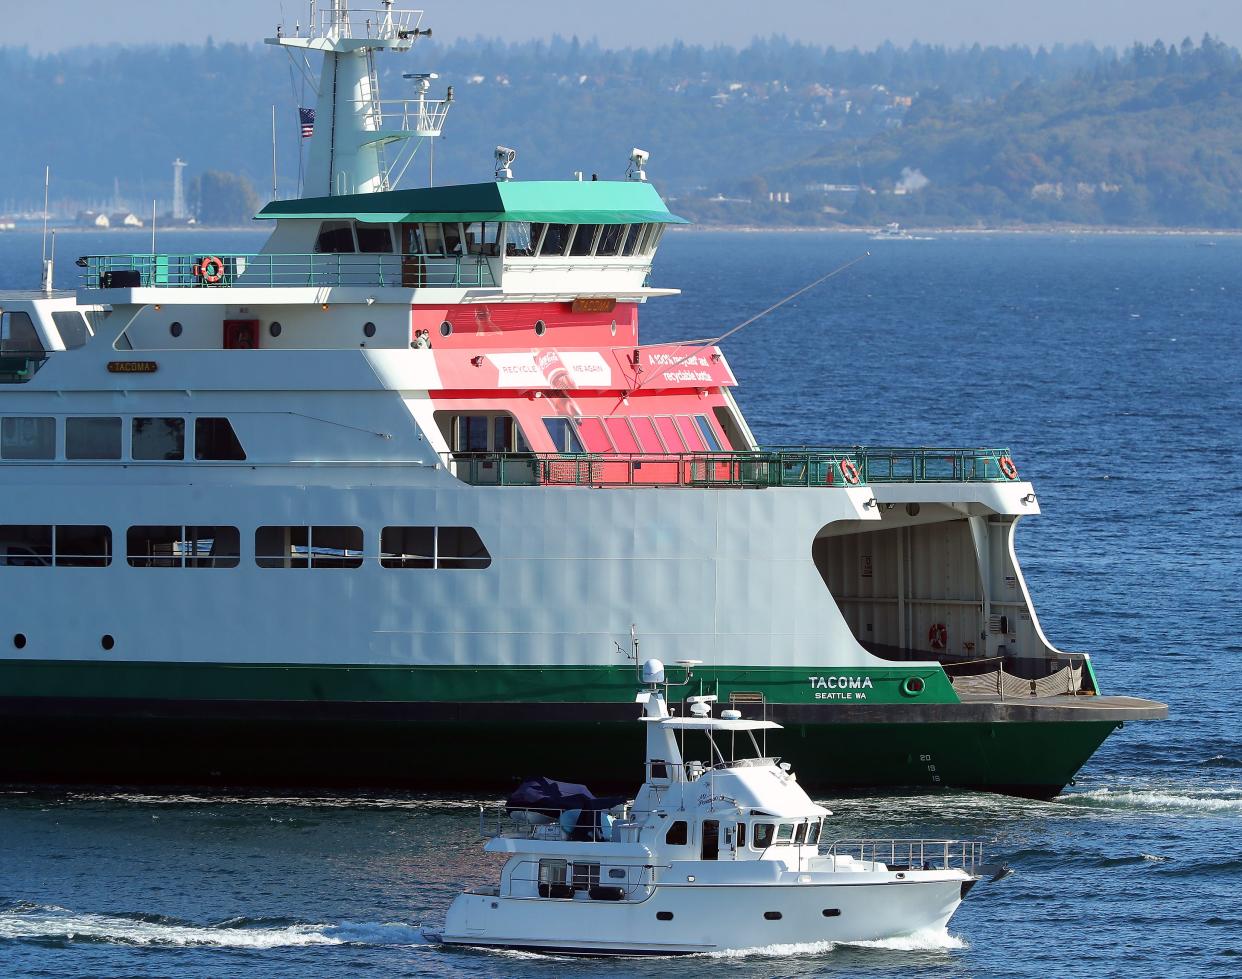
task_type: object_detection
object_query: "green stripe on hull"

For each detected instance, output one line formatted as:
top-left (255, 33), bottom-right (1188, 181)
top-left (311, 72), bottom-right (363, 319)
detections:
top-left (0, 659), bottom-right (959, 706)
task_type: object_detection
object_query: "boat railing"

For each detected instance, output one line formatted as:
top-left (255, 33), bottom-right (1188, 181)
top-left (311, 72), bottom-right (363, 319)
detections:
top-left (480, 804), bottom-right (629, 842)
top-left (310, 5), bottom-right (423, 41)
top-left (824, 839), bottom-right (985, 873)
top-left (765, 445), bottom-right (1020, 483)
top-left (365, 96), bottom-right (453, 136)
top-left (444, 449), bottom-right (864, 489)
top-left (78, 252), bottom-right (497, 290)
top-left (504, 857), bottom-right (659, 902)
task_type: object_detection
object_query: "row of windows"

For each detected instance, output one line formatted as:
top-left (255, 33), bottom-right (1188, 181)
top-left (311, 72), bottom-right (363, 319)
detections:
top-left (0, 525), bottom-right (492, 570)
top-left (314, 219), bottom-right (664, 260)
top-left (663, 817), bottom-right (822, 850)
top-left (0, 416), bottom-right (244, 462)
top-left (543, 414), bottom-right (723, 454)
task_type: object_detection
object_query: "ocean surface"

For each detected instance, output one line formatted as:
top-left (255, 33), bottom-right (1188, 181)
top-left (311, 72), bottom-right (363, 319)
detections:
top-left (0, 228), bottom-right (1238, 977)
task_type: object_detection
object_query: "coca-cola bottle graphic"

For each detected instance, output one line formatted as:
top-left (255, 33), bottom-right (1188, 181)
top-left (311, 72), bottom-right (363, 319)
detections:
top-left (533, 347), bottom-right (582, 418)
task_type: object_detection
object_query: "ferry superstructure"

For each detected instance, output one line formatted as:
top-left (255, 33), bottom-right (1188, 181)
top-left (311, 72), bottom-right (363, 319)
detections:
top-left (0, 2), bottom-right (1164, 797)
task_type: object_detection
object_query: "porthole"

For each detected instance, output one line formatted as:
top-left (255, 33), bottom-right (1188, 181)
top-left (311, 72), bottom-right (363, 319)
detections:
top-left (169, 321), bottom-right (183, 338)
top-left (534, 319), bottom-right (546, 336)
top-left (440, 320), bottom-right (453, 337)
top-left (13, 633), bottom-right (26, 650)
top-left (906, 502), bottom-right (921, 517)
top-left (656, 911), bottom-right (674, 921)
top-left (269, 321), bottom-right (282, 338)
top-left (822, 908), bottom-right (841, 918)
top-left (764, 911), bottom-right (783, 921)
top-left (101, 634), bottom-right (115, 651)
top-left (363, 321), bottom-right (376, 338)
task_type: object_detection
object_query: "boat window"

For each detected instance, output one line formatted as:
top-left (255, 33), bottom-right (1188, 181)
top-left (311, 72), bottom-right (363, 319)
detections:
top-left (806, 820), bottom-right (821, 846)
top-left (538, 224), bottom-right (572, 257)
top-left (571, 862), bottom-right (600, 892)
top-left (0, 525), bottom-right (53, 566)
top-left (712, 406), bottom-right (747, 450)
top-left (456, 415), bottom-right (491, 452)
top-left (436, 527), bottom-right (492, 569)
top-left (608, 868), bottom-right (626, 880)
top-left (492, 416), bottom-right (530, 453)
top-left (442, 223), bottom-right (464, 255)
top-left (132, 417), bottom-right (185, 461)
top-left (701, 819), bottom-right (720, 861)
top-left (676, 416), bottom-right (707, 451)
top-left (764, 911), bottom-right (783, 921)
top-left (776, 823), bottom-right (794, 844)
top-left (505, 221), bottom-right (536, 256)
top-left (604, 417), bottom-right (639, 453)
top-left (65, 417), bottom-right (122, 460)
top-left (355, 222), bottom-right (393, 254)
top-left (1, 417), bottom-right (55, 459)
top-left (640, 225), bottom-right (665, 255)
top-left (654, 416), bottom-right (685, 451)
top-left (0, 311), bottom-right (44, 356)
top-left (194, 418), bottom-right (246, 461)
top-left (315, 220), bottom-right (356, 253)
top-left (656, 911), bottom-right (674, 921)
top-left (51, 310), bottom-right (93, 349)
top-left (793, 822), bottom-right (807, 845)
top-left (621, 224), bottom-right (644, 256)
top-left (596, 224), bottom-right (626, 256)
top-left (538, 859), bottom-right (567, 885)
top-left (694, 415), bottom-right (722, 451)
top-left (53, 525), bottom-right (112, 567)
top-left (574, 417), bottom-right (613, 453)
top-left (420, 223), bottom-right (446, 255)
top-left (542, 417), bottom-right (584, 453)
top-left (630, 417), bottom-right (665, 453)
top-left (752, 823), bottom-right (775, 849)
top-left (570, 224), bottom-right (599, 256)
top-left (665, 820), bottom-right (688, 845)
top-left (255, 526), bottom-right (363, 569)
top-left (736, 822), bottom-right (747, 848)
top-left (380, 526), bottom-right (435, 569)
top-left (465, 221), bottom-right (500, 256)
top-left (127, 525), bottom-right (240, 568)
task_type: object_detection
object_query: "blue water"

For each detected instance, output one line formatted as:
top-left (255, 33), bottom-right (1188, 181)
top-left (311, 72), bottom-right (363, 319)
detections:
top-left (1, 229), bottom-right (1238, 976)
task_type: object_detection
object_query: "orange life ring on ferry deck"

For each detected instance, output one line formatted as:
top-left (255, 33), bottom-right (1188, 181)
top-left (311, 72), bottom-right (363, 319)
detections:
top-left (928, 622), bottom-right (948, 651)
top-left (839, 459), bottom-right (860, 485)
top-left (998, 456), bottom-right (1018, 480)
top-left (198, 256), bottom-right (225, 284)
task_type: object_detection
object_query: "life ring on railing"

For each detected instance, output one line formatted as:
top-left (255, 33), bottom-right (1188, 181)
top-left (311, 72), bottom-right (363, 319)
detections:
top-left (197, 256), bottom-right (225, 284)
top-left (998, 456), bottom-right (1018, 480)
top-left (928, 622), bottom-right (948, 651)
top-left (839, 459), bottom-right (860, 485)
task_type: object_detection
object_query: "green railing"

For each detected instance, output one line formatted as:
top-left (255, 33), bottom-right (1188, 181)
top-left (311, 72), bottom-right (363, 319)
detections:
top-left (447, 450), bottom-right (864, 489)
top-left (448, 447), bottom-right (1020, 488)
top-left (769, 446), bottom-right (1019, 483)
top-left (79, 252), bottom-right (497, 289)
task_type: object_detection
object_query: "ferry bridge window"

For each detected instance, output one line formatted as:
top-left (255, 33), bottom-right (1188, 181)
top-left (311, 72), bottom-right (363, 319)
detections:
top-left (354, 222), bottom-right (393, 254)
top-left (315, 221), bottom-right (356, 253)
top-left (194, 418), bottom-right (246, 461)
top-left (574, 417), bottom-right (613, 453)
top-left (442, 223), bottom-right (464, 255)
top-left (630, 416), bottom-right (665, 453)
top-left (66, 417), bottom-right (122, 460)
top-left (542, 417), bottom-right (584, 454)
top-left (676, 416), bottom-right (708, 452)
top-left (132, 417), bottom-right (185, 461)
top-left (419, 222), bottom-right (446, 255)
top-left (654, 416), bottom-right (686, 451)
top-left (50, 310), bottom-right (93, 349)
top-left (604, 417), bottom-right (639, 453)
top-left (0, 311), bottom-right (44, 355)
top-left (1, 417), bottom-right (55, 460)
top-left (0, 525), bottom-right (52, 566)
top-left (538, 224), bottom-right (572, 257)
top-left (621, 224), bottom-right (644, 257)
top-left (54, 525), bottom-right (112, 567)
top-left (465, 222), bottom-right (500, 256)
top-left (255, 526), bottom-right (364, 569)
top-left (694, 415), bottom-right (722, 452)
top-left (752, 823), bottom-right (775, 849)
top-left (596, 224), bottom-right (626, 257)
top-left (506, 222), bottom-right (536, 256)
top-left (127, 525), bottom-right (240, 568)
top-left (570, 224), bottom-right (600, 257)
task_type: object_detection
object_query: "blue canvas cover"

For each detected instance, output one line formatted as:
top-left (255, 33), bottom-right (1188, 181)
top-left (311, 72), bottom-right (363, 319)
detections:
top-left (505, 776), bottom-right (626, 818)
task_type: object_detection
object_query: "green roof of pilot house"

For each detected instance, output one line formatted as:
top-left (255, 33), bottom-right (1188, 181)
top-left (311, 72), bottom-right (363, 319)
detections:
top-left (256, 180), bottom-right (688, 225)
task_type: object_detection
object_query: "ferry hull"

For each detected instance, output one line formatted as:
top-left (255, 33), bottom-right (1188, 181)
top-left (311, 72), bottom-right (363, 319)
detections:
top-left (0, 696), bottom-right (1127, 798)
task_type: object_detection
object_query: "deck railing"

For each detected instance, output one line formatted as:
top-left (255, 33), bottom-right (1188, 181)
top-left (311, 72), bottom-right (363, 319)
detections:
top-left (824, 839), bottom-right (986, 873)
top-left (79, 252), bottom-right (497, 290)
top-left (770, 446), bottom-right (1018, 483)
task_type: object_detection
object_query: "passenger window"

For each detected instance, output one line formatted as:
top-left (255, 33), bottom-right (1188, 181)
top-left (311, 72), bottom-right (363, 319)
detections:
top-left (315, 220), bottom-right (356, 253)
top-left (492, 416), bottom-right (530, 453)
top-left (455, 415), bottom-right (491, 452)
top-left (1, 417), bottom-right (55, 459)
top-left (355, 222), bottom-right (393, 253)
top-left (575, 417), bottom-right (613, 453)
top-left (54, 525), bottom-right (112, 567)
top-left (654, 417), bottom-right (685, 451)
top-left (255, 526), bottom-right (363, 569)
top-left (596, 224), bottom-right (626, 257)
top-left (570, 224), bottom-right (599, 256)
top-left (0, 311), bottom-right (44, 355)
top-left (665, 820), bottom-right (688, 845)
top-left (66, 417), bottom-right (122, 460)
top-left (127, 525), bottom-right (240, 568)
top-left (752, 823), bottom-right (775, 849)
top-left (436, 526), bottom-right (492, 569)
top-left (776, 823), bottom-right (794, 844)
top-left (538, 224), bottom-right (572, 257)
top-left (380, 526), bottom-right (435, 568)
top-left (676, 416), bottom-right (707, 451)
top-left (604, 417), bottom-right (639, 453)
top-left (132, 417), bottom-right (184, 461)
top-left (694, 415), bottom-right (722, 451)
top-left (194, 418), bottom-right (246, 461)
top-left (543, 417), bottom-right (584, 453)
top-left (0, 525), bottom-right (53, 566)
top-left (630, 417), bottom-right (664, 453)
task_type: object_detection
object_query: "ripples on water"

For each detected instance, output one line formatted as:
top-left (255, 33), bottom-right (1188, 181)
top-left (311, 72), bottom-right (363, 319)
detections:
top-left (1, 229), bottom-right (1239, 977)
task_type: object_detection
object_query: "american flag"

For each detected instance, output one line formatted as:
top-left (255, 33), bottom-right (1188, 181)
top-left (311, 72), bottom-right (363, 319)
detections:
top-left (299, 106), bottom-right (315, 139)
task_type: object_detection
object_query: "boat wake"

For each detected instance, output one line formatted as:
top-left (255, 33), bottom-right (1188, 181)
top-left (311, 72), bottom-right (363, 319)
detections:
top-left (705, 928), bottom-right (966, 958)
top-left (1058, 786), bottom-right (1242, 814)
top-left (0, 903), bottom-right (427, 949)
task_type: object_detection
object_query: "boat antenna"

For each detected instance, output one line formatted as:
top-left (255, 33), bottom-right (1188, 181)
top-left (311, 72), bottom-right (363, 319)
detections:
top-left (150, 198), bottom-right (157, 256)
top-left (40, 165), bottom-right (53, 295)
top-left (629, 251), bottom-right (870, 392)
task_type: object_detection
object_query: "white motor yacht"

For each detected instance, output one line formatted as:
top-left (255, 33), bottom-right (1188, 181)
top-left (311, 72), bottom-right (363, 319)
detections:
top-left (434, 658), bottom-right (999, 956)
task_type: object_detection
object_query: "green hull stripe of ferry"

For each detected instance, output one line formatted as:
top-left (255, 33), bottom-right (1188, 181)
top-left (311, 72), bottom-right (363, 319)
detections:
top-left (0, 661), bottom-right (957, 706)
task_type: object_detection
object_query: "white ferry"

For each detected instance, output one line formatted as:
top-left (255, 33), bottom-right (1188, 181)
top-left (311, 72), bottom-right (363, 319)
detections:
top-left (435, 659), bottom-right (996, 955)
top-left (0, 3), bottom-right (1164, 796)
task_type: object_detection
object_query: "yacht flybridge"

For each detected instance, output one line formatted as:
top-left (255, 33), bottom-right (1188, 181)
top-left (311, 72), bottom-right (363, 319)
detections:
top-left (434, 659), bottom-right (997, 955)
top-left (0, 2), bottom-right (1164, 797)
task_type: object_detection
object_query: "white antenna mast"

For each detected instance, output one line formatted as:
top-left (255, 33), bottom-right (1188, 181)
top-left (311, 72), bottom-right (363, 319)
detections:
top-left (40, 166), bottom-right (53, 295)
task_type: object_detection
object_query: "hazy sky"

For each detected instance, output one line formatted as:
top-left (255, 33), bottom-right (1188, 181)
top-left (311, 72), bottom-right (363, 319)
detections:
top-left (6, 0), bottom-right (1242, 51)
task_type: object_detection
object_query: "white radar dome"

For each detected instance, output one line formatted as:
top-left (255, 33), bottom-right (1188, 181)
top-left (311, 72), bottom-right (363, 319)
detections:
top-left (641, 658), bottom-right (666, 685)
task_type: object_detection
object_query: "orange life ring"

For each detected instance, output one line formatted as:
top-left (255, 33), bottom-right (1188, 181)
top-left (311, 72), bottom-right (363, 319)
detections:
top-left (198, 256), bottom-right (225, 284)
top-left (839, 459), bottom-right (860, 485)
top-left (998, 456), bottom-right (1018, 480)
top-left (928, 622), bottom-right (948, 651)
